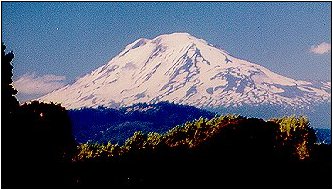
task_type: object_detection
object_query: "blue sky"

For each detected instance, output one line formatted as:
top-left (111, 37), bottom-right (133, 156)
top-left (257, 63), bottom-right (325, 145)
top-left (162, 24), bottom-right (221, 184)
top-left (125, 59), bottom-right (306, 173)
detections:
top-left (1, 2), bottom-right (331, 102)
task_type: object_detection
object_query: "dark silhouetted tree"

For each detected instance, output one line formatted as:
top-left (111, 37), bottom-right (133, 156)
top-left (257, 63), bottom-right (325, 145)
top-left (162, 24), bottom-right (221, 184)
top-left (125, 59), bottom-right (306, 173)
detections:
top-left (1, 43), bottom-right (76, 188)
top-left (1, 43), bottom-right (20, 188)
top-left (1, 42), bottom-right (19, 114)
top-left (11, 101), bottom-right (77, 188)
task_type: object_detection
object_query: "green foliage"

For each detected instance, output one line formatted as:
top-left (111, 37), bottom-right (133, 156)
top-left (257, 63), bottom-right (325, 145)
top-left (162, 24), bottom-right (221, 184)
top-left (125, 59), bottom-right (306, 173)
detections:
top-left (77, 113), bottom-right (318, 162)
top-left (123, 131), bottom-right (147, 150)
top-left (74, 114), bottom-right (317, 162)
top-left (76, 142), bottom-right (125, 160)
top-left (74, 114), bottom-right (243, 160)
top-left (146, 132), bottom-right (162, 149)
top-left (271, 115), bottom-right (316, 160)
top-left (70, 113), bottom-right (330, 188)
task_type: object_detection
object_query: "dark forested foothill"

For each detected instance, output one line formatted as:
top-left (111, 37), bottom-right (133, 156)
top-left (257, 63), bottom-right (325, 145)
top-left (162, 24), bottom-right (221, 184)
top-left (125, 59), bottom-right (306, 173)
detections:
top-left (69, 102), bottom-right (216, 144)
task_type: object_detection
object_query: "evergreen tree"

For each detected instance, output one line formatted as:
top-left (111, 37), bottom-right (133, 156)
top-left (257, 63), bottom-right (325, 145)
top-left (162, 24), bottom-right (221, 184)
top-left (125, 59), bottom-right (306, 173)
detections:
top-left (1, 43), bottom-right (76, 188)
top-left (1, 42), bottom-right (19, 188)
top-left (1, 42), bottom-right (19, 114)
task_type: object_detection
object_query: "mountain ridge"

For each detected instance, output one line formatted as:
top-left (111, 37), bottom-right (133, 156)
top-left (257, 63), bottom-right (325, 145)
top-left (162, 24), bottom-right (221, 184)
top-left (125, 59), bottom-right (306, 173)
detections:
top-left (39, 32), bottom-right (331, 109)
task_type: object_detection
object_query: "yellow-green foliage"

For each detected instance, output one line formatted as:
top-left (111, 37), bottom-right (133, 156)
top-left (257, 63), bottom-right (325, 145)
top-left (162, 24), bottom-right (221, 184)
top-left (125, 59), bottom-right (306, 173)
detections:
top-left (164, 115), bottom-right (240, 148)
top-left (74, 114), bottom-right (240, 161)
top-left (125, 131), bottom-right (163, 150)
top-left (124, 131), bottom-right (146, 150)
top-left (74, 114), bottom-right (315, 161)
top-left (75, 142), bottom-right (126, 161)
top-left (146, 132), bottom-right (162, 148)
top-left (271, 115), bottom-right (315, 160)
top-left (273, 115), bottom-right (309, 137)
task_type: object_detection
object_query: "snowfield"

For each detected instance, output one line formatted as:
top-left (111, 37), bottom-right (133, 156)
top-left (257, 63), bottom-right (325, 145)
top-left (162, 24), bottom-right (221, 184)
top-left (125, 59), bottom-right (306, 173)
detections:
top-left (39, 33), bottom-right (331, 109)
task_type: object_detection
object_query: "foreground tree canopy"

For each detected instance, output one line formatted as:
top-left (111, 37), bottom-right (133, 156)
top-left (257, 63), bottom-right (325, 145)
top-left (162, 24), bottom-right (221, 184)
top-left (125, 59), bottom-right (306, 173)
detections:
top-left (76, 115), bottom-right (317, 161)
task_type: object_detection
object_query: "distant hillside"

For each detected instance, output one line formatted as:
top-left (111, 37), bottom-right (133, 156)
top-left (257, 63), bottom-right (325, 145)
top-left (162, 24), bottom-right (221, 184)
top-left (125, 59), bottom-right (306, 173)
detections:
top-left (314, 128), bottom-right (331, 144)
top-left (69, 102), bottom-right (331, 144)
top-left (69, 102), bottom-right (215, 144)
top-left (207, 102), bottom-right (331, 130)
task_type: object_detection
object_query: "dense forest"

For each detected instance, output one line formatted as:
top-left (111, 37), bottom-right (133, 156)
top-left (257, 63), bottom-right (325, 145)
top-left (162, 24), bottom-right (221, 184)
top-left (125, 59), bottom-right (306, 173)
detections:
top-left (69, 102), bottom-right (215, 144)
top-left (1, 43), bottom-right (332, 188)
top-left (72, 114), bottom-right (331, 188)
top-left (69, 102), bottom-right (331, 145)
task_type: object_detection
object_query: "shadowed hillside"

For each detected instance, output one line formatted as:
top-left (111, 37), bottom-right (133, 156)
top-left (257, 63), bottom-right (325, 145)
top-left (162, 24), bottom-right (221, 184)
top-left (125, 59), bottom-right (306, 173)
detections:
top-left (69, 102), bottom-right (215, 144)
top-left (69, 102), bottom-right (331, 145)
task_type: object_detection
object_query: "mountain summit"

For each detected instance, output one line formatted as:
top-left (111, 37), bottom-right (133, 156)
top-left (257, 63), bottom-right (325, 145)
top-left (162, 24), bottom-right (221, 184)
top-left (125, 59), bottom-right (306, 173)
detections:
top-left (39, 33), bottom-right (331, 109)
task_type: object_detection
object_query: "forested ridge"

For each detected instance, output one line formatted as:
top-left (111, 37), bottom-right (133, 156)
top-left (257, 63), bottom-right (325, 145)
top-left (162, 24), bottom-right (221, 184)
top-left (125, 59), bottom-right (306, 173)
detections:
top-left (69, 102), bottom-right (215, 144)
top-left (69, 102), bottom-right (331, 145)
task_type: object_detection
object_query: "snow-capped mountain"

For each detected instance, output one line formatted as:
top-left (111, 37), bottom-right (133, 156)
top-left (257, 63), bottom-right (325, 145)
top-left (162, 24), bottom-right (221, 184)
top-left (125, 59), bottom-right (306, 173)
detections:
top-left (39, 33), bottom-right (331, 109)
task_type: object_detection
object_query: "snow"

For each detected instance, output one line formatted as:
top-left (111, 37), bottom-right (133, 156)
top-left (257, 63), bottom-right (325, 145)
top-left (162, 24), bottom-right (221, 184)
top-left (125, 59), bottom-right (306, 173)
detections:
top-left (38, 32), bottom-right (331, 109)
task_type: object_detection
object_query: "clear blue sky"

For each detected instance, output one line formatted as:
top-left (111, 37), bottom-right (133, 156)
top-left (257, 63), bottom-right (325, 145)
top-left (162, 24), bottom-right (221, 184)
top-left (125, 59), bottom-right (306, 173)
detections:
top-left (1, 2), bottom-right (331, 102)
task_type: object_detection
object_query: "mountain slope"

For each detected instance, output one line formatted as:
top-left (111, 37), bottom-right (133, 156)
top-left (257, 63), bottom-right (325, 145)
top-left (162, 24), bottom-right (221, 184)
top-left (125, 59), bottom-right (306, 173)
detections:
top-left (39, 33), bottom-right (331, 109)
